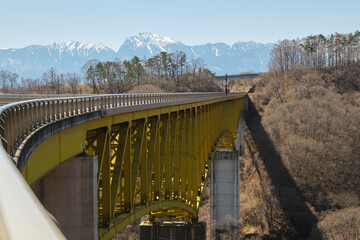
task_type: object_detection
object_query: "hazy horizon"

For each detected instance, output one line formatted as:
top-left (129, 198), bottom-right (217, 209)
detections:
top-left (0, 32), bottom-right (277, 52)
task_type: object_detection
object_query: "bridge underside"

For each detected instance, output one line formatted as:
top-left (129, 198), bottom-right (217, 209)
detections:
top-left (22, 96), bottom-right (245, 239)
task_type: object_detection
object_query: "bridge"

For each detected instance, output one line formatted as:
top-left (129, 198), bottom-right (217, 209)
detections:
top-left (215, 73), bottom-right (260, 82)
top-left (0, 92), bottom-right (246, 239)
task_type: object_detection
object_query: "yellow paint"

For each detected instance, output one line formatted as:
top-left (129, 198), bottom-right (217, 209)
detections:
top-left (24, 125), bottom-right (87, 185)
top-left (21, 95), bottom-right (246, 239)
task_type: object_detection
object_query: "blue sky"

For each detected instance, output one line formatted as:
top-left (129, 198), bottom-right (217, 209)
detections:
top-left (1, 0), bottom-right (359, 50)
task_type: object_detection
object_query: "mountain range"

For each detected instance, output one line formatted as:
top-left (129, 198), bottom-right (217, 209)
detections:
top-left (0, 32), bottom-right (274, 79)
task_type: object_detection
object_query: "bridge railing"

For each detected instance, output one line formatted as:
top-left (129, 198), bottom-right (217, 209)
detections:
top-left (0, 92), bottom-right (227, 164)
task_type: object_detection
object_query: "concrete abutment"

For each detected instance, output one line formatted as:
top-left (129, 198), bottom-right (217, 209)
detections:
top-left (31, 155), bottom-right (98, 240)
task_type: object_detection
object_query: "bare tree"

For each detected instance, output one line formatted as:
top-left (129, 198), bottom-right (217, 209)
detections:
top-left (65, 73), bottom-right (81, 94)
top-left (8, 72), bottom-right (18, 91)
top-left (0, 70), bottom-right (9, 92)
top-left (42, 67), bottom-right (61, 93)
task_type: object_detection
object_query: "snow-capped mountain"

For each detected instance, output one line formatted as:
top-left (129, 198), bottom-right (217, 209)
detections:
top-left (117, 32), bottom-right (185, 60)
top-left (0, 33), bottom-right (274, 79)
top-left (117, 33), bottom-right (274, 75)
top-left (0, 41), bottom-right (116, 78)
top-left (47, 41), bottom-right (115, 58)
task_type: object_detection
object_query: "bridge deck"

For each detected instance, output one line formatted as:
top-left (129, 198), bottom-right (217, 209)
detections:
top-left (215, 73), bottom-right (260, 82)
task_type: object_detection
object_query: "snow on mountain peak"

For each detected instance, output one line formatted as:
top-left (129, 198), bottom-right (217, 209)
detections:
top-left (136, 32), bottom-right (177, 45)
top-left (123, 32), bottom-right (178, 52)
top-left (46, 41), bottom-right (109, 55)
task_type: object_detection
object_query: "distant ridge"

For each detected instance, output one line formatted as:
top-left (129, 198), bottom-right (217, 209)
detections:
top-left (0, 33), bottom-right (274, 78)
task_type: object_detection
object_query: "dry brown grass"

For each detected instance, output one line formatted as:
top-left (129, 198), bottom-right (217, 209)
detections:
top-left (198, 176), bottom-right (211, 239)
top-left (255, 72), bottom-right (360, 211)
top-left (127, 83), bottom-right (165, 93)
top-left (310, 207), bottom-right (360, 240)
top-left (111, 219), bottom-right (141, 240)
top-left (238, 124), bottom-right (298, 239)
top-left (251, 66), bottom-right (360, 239)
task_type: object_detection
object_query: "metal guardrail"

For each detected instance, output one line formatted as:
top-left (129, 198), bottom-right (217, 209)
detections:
top-left (0, 92), bottom-right (226, 163)
top-left (0, 93), bottom-right (90, 99)
top-left (0, 94), bottom-right (93, 106)
top-left (0, 92), bottom-right (228, 240)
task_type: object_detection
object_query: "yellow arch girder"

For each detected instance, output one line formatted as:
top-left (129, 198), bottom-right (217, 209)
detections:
top-left (21, 95), bottom-right (246, 239)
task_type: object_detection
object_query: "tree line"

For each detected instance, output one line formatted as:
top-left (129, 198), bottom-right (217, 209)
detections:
top-left (270, 30), bottom-right (360, 72)
top-left (0, 68), bottom-right (83, 94)
top-left (0, 51), bottom-right (220, 94)
top-left (82, 51), bottom-right (217, 94)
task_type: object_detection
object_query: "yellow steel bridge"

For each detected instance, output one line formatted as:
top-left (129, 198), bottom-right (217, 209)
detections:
top-left (0, 92), bottom-right (246, 239)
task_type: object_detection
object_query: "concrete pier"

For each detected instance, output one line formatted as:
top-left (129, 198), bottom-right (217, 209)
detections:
top-left (210, 150), bottom-right (240, 238)
top-left (31, 155), bottom-right (98, 240)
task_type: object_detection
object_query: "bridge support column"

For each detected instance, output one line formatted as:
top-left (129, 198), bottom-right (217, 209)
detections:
top-left (31, 155), bottom-right (98, 240)
top-left (236, 113), bottom-right (245, 156)
top-left (210, 150), bottom-right (240, 239)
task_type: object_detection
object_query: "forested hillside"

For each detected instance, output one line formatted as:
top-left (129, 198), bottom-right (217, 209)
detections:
top-left (81, 51), bottom-right (220, 93)
top-left (245, 30), bottom-right (360, 239)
